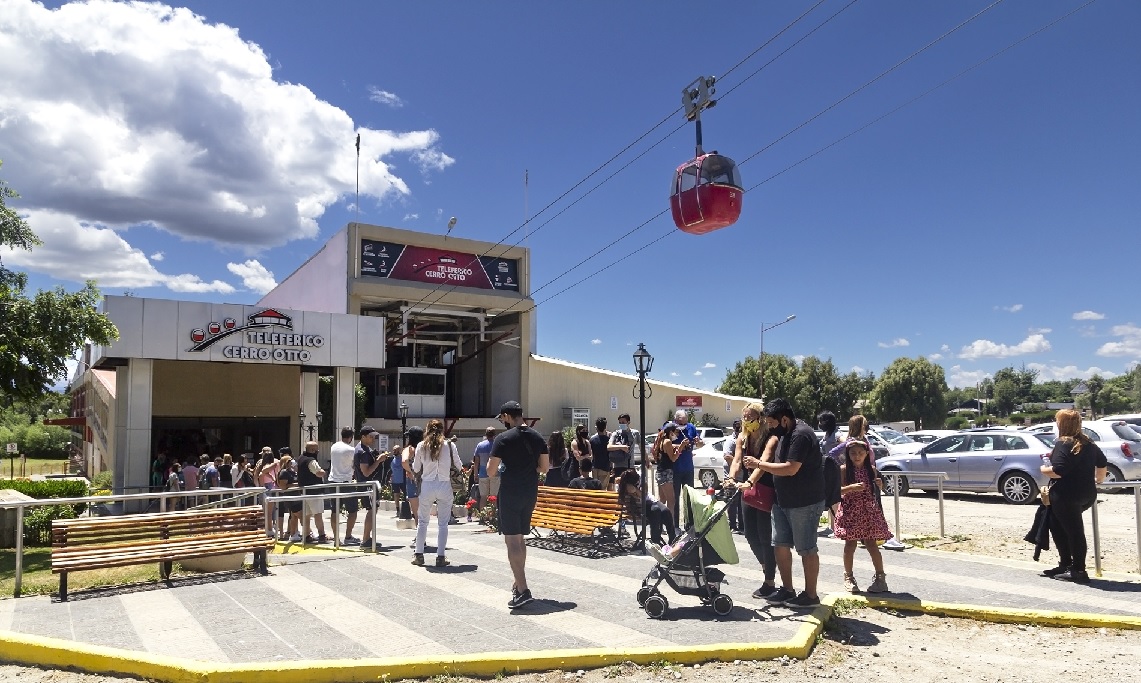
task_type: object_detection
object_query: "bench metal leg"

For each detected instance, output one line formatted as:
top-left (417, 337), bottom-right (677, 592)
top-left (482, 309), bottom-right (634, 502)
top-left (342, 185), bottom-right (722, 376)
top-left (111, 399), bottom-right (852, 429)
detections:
top-left (161, 561), bottom-right (172, 580)
top-left (59, 572), bottom-right (68, 602)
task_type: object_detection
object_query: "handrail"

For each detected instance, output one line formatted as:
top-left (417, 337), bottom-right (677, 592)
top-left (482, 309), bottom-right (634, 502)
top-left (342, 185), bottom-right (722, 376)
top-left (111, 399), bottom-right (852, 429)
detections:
top-left (879, 471), bottom-right (951, 542)
top-left (1089, 481), bottom-right (1141, 577)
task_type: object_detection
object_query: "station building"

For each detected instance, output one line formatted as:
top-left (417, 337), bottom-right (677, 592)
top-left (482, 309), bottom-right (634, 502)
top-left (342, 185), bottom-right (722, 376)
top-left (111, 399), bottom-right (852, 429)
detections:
top-left (75, 222), bottom-right (751, 493)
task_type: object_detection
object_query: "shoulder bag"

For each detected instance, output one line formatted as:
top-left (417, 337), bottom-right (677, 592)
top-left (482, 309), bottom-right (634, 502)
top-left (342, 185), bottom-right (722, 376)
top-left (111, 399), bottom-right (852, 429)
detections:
top-left (448, 442), bottom-right (466, 494)
top-left (739, 436), bottom-right (775, 512)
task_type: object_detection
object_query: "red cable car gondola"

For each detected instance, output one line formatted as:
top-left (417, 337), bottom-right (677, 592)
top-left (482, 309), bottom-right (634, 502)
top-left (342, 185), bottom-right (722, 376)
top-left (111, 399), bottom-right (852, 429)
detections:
top-left (670, 152), bottom-right (743, 235)
top-left (670, 76), bottom-right (744, 235)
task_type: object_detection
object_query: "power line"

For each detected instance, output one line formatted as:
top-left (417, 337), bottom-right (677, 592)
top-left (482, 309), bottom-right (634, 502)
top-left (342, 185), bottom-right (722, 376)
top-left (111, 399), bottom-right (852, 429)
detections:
top-left (496, 0), bottom-right (1095, 319)
top-left (403, 0), bottom-right (852, 315)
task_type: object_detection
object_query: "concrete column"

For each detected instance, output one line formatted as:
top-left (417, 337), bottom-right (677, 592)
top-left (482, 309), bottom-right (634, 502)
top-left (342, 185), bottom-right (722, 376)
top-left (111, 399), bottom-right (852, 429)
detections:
top-left (300, 371), bottom-right (319, 454)
top-left (114, 359), bottom-right (153, 503)
top-left (334, 366), bottom-right (356, 436)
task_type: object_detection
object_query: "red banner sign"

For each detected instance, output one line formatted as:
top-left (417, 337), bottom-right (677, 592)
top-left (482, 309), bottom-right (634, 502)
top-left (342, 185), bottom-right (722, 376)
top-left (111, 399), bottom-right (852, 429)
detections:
top-left (675, 395), bottom-right (703, 408)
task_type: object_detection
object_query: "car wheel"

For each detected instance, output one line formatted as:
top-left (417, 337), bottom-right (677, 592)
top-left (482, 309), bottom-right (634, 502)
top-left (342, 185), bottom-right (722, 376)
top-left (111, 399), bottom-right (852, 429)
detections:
top-left (1000, 471), bottom-right (1036, 504)
top-left (1099, 465), bottom-right (1124, 492)
top-left (699, 469), bottom-right (718, 489)
top-left (881, 470), bottom-right (909, 496)
top-left (644, 594), bottom-right (668, 619)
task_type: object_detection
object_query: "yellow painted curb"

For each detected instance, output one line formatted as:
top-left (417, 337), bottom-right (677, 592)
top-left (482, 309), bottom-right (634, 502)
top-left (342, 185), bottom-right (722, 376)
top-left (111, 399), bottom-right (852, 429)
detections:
top-left (2, 594), bottom-right (1136, 683)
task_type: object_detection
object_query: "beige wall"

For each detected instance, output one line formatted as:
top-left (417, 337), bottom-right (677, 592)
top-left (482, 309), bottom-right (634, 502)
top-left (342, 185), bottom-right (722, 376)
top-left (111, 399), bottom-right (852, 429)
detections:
top-left (527, 355), bottom-right (753, 435)
top-left (152, 359), bottom-right (299, 420)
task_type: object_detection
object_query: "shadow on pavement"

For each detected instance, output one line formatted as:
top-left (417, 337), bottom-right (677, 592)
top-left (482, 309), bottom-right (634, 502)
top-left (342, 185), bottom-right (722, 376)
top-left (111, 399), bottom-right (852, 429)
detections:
top-left (512, 599), bottom-right (577, 615)
top-left (51, 569), bottom-right (262, 603)
top-left (425, 564), bottom-right (478, 574)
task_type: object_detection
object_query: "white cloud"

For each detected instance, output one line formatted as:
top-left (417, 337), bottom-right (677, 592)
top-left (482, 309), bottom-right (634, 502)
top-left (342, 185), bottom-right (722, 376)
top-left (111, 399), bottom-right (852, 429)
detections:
top-left (591, 339), bottom-right (602, 345)
top-left (149, 251), bottom-right (164, 262)
top-left (1096, 324), bottom-right (1141, 358)
top-left (994, 304), bottom-right (1023, 313)
top-left (948, 365), bottom-right (991, 388)
top-left (851, 366), bottom-right (865, 374)
top-left (693, 371), bottom-right (703, 377)
top-left (0, 209), bottom-right (235, 293)
top-left (226, 259), bottom-right (276, 294)
top-left (877, 338), bottom-right (910, 349)
top-left (402, 213), bottom-right (419, 221)
top-left (1025, 363), bottom-right (1117, 381)
top-left (702, 362), bottom-right (716, 368)
top-left (958, 334), bottom-right (1051, 360)
top-left (0, 0), bottom-right (452, 253)
top-left (928, 353), bottom-right (943, 360)
top-left (940, 344), bottom-right (950, 352)
top-left (670, 372), bottom-right (679, 377)
top-left (1029, 327), bottom-right (1052, 335)
top-left (1073, 310), bottom-right (1105, 321)
top-left (367, 86), bottom-right (404, 108)
top-left (792, 354), bottom-right (806, 363)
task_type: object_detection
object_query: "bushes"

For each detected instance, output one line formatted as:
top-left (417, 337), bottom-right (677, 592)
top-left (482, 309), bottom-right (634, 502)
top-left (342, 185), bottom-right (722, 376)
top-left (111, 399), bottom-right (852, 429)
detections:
top-left (0, 479), bottom-right (88, 500)
top-left (22, 504), bottom-right (76, 546)
top-left (91, 470), bottom-right (113, 491)
top-left (945, 416), bottom-right (970, 430)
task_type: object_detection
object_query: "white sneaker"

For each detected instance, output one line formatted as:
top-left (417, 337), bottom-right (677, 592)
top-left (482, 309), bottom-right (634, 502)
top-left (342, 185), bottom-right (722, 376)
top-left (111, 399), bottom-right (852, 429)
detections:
top-left (882, 538), bottom-right (906, 550)
top-left (288, 533), bottom-right (303, 543)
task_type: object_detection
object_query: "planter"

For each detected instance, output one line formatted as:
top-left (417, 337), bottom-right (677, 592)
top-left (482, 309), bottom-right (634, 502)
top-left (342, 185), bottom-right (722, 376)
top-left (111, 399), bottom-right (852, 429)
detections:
top-left (179, 552), bottom-right (246, 573)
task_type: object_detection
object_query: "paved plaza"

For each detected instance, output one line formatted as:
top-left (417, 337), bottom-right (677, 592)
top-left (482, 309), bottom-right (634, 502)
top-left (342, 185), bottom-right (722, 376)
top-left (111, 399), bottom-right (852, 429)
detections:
top-left (2, 511), bottom-right (1140, 665)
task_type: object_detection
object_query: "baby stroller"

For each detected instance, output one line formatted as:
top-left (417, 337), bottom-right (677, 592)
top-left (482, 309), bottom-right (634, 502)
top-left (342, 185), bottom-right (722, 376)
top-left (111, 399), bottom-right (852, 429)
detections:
top-left (637, 485), bottom-right (740, 619)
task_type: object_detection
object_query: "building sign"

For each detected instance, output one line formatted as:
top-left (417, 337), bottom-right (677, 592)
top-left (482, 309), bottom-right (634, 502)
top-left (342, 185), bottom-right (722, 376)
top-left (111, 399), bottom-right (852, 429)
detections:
top-left (360, 239), bottom-right (520, 292)
top-left (188, 308), bottom-right (324, 363)
top-left (675, 395), bottom-right (703, 409)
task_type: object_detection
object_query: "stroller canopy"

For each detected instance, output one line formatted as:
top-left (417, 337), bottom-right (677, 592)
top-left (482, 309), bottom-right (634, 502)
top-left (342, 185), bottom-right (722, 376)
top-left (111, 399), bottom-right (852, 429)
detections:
top-left (679, 485), bottom-right (739, 565)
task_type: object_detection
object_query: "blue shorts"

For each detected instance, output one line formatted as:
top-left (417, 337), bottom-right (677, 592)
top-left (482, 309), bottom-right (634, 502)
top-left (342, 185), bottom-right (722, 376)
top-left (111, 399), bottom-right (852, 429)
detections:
top-left (405, 477), bottom-right (419, 499)
top-left (772, 500), bottom-right (826, 555)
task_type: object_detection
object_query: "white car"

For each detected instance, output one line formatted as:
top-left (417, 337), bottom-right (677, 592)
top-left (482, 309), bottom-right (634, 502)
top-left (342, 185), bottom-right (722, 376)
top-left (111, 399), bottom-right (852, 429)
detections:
top-left (869, 427), bottom-right (925, 457)
top-left (691, 436), bottom-right (731, 489)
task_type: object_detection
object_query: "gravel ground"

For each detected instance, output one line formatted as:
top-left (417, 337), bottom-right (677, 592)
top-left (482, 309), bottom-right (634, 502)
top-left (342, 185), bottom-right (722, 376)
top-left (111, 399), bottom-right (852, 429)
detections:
top-left (2, 605), bottom-right (1137, 683)
top-left (879, 489), bottom-right (1141, 575)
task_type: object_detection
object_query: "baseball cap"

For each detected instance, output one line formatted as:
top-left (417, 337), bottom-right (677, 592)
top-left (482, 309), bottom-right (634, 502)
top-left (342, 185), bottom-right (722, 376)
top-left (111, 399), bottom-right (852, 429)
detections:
top-left (359, 425), bottom-right (377, 437)
top-left (496, 400), bottom-right (523, 417)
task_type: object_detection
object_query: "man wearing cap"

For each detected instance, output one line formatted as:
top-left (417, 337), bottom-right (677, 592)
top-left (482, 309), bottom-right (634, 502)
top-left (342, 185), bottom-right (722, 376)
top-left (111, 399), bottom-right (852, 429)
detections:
top-left (353, 426), bottom-right (387, 551)
top-left (329, 426), bottom-right (361, 545)
top-left (487, 401), bottom-right (549, 609)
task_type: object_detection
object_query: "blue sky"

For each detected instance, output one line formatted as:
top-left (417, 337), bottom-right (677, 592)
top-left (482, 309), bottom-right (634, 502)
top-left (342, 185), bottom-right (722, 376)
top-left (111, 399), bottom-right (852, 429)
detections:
top-left (2, 0), bottom-right (1139, 391)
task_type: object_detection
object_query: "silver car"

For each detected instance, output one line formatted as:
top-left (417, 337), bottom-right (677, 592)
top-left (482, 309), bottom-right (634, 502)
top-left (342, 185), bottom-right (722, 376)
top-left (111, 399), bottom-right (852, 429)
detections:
top-left (878, 430), bottom-right (1051, 504)
top-left (1025, 420), bottom-right (1141, 485)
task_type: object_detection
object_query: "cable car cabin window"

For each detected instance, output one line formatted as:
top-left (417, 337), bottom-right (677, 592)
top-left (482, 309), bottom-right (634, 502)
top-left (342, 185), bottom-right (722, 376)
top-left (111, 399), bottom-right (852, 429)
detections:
top-left (399, 372), bottom-right (446, 396)
top-left (676, 165), bottom-right (700, 194)
top-left (700, 157), bottom-right (741, 188)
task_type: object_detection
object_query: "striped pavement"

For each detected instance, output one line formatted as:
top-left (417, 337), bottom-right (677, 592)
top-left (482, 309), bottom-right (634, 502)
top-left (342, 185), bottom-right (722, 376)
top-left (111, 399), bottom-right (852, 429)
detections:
top-left (2, 509), bottom-right (1139, 663)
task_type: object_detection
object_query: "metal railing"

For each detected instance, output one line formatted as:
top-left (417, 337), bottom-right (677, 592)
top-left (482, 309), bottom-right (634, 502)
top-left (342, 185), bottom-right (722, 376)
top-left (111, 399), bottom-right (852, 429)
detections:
top-left (1089, 481), bottom-right (1141, 577)
top-left (880, 471), bottom-right (951, 541)
top-left (263, 482), bottom-right (383, 552)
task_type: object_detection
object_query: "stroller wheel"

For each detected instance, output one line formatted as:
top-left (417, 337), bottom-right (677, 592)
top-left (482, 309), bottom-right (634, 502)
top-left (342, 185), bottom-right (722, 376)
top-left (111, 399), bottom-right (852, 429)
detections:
top-left (637, 586), bottom-right (653, 607)
top-left (644, 594), bottom-right (668, 619)
top-left (712, 594), bottom-right (734, 616)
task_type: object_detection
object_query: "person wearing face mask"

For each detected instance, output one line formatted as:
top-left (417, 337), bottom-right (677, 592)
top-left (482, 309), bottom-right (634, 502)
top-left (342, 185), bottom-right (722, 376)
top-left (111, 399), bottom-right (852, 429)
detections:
top-left (725, 404), bottom-right (779, 598)
top-left (749, 397), bottom-right (825, 609)
top-left (607, 413), bottom-right (637, 486)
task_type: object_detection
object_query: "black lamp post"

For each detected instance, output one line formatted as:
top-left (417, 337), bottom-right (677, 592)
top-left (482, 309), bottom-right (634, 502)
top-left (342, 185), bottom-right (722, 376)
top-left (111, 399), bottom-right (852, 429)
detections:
top-left (399, 401), bottom-right (409, 448)
top-left (300, 410), bottom-right (322, 442)
top-left (633, 343), bottom-right (653, 552)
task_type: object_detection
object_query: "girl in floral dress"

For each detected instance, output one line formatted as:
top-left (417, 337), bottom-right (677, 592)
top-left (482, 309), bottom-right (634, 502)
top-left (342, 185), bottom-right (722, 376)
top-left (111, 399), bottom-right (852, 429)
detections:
top-left (834, 440), bottom-right (891, 593)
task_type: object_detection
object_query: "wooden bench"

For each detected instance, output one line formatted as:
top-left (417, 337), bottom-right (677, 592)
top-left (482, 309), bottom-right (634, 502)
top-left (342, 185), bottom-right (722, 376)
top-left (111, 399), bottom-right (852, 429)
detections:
top-left (51, 505), bottom-right (272, 601)
top-left (530, 487), bottom-right (624, 547)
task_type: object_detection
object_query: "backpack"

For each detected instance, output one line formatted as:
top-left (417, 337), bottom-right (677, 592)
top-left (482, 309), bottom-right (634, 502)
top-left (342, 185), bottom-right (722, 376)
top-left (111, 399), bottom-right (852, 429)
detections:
top-left (240, 468), bottom-right (255, 488)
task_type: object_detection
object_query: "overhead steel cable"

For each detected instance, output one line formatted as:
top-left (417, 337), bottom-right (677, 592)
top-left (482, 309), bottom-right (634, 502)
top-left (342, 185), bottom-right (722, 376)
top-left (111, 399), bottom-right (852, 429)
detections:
top-left (399, 0), bottom-right (842, 316)
top-left (492, 0), bottom-right (1095, 319)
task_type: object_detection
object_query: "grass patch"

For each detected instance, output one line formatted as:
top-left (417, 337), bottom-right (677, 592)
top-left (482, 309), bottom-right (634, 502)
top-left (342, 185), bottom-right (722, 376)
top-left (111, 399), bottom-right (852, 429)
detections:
top-left (830, 597), bottom-right (863, 617)
top-left (0, 457), bottom-right (72, 478)
top-left (0, 547), bottom-right (162, 598)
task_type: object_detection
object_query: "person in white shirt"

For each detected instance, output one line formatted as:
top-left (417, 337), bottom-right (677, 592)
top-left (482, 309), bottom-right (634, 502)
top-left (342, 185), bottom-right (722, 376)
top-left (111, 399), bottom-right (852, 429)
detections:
top-left (328, 426), bottom-right (361, 545)
top-left (411, 419), bottom-right (464, 567)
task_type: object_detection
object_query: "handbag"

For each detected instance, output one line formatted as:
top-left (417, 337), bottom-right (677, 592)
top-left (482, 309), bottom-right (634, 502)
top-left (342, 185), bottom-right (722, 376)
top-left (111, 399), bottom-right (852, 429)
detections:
top-left (1039, 485), bottom-right (1051, 506)
top-left (742, 479), bottom-right (775, 512)
top-left (448, 443), bottom-right (466, 494)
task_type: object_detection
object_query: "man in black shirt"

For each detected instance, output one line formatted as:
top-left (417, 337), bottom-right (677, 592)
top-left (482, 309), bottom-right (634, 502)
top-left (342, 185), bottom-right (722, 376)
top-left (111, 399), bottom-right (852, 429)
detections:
top-left (750, 398), bottom-right (825, 609)
top-left (488, 400), bottom-right (549, 609)
top-left (589, 417), bottom-right (611, 489)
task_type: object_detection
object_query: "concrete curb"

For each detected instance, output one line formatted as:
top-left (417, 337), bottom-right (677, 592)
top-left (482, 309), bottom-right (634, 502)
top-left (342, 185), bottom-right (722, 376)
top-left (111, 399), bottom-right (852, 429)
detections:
top-left (1, 594), bottom-right (1138, 682)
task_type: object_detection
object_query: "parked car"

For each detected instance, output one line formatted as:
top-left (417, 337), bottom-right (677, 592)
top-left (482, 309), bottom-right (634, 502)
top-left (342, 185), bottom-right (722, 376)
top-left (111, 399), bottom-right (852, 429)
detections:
top-left (1023, 420), bottom-right (1141, 485)
top-left (877, 430), bottom-right (1051, 504)
top-left (1101, 413), bottom-right (1141, 429)
top-left (869, 426), bottom-right (925, 457)
top-left (908, 430), bottom-right (959, 444)
top-left (834, 427), bottom-right (891, 462)
top-left (691, 436), bottom-right (731, 488)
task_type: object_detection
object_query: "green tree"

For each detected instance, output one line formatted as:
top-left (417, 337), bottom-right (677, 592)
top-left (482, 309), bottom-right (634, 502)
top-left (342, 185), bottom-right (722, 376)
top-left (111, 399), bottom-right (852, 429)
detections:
top-left (718, 353), bottom-right (800, 404)
top-left (867, 357), bottom-right (948, 429)
top-left (992, 378), bottom-right (1019, 417)
top-left (0, 163), bottom-right (118, 403)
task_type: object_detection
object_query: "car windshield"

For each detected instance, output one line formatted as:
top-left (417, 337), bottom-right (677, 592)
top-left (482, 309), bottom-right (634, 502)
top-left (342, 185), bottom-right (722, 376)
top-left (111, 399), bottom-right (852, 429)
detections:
top-left (1036, 434), bottom-right (1056, 447)
top-left (877, 429), bottom-right (915, 445)
top-left (1111, 423), bottom-right (1141, 442)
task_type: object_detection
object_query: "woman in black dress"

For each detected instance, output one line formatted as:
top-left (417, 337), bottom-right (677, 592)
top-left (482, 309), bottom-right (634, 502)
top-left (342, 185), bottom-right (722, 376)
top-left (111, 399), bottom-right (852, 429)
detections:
top-left (1040, 409), bottom-right (1107, 584)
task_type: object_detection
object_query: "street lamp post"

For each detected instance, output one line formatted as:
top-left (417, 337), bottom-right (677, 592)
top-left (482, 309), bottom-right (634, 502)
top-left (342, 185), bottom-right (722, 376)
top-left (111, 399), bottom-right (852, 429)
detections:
top-left (759, 315), bottom-right (796, 402)
top-left (399, 401), bottom-right (409, 448)
top-left (300, 411), bottom-right (322, 442)
top-left (633, 343), bottom-right (654, 552)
